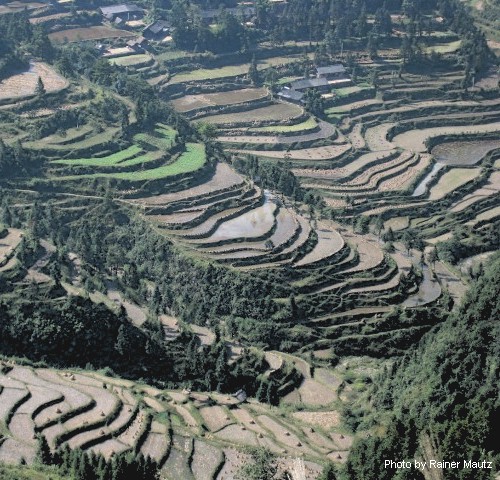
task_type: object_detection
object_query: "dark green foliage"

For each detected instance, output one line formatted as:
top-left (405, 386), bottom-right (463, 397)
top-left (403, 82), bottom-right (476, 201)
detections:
top-left (0, 139), bottom-right (39, 179)
top-left (345, 255), bottom-right (500, 479)
top-left (46, 444), bottom-right (159, 480)
top-left (236, 447), bottom-right (278, 480)
top-left (233, 155), bottom-right (303, 200)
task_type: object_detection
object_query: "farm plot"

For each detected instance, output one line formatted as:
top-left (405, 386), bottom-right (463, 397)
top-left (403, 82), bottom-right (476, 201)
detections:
top-left (235, 144), bottom-right (351, 161)
top-left (0, 62), bottom-right (67, 100)
top-left (393, 123), bottom-right (500, 152)
top-left (292, 411), bottom-right (341, 430)
top-left (49, 26), bottom-right (136, 43)
top-left (171, 88), bottom-right (268, 113)
top-left (0, 229), bottom-right (23, 265)
top-left (51, 145), bottom-right (143, 167)
top-left (298, 150), bottom-right (397, 181)
top-left (132, 162), bottom-right (244, 206)
top-left (195, 103), bottom-right (303, 125)
top-left (168, 54), bottom-right (312, 84)
top-left (431, 139), bottom-right (500, 165)
top-left (199, 406), bottom-right (233, 432)
top-left (428, 168), bottom-right (481, 200)
top-left (190, 197), bottom-right (277, 244)
top-left (191, 441), bottom-right (224, 480)
top-left (58, 143), bottom-right (206, 182)
top-left (450, 170), bottom-right (500, 212)
top-left (295, 227), bottom-right (343, 267)
top-left (364, 123), bottom-right (396, 151)
top-left (249, 117), bottom-right (318, 133)
top-left (110, 54), bottom-right (152, 67)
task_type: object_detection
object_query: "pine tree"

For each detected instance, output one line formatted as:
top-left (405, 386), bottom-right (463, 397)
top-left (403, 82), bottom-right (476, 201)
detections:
top-left (37, 434), bottom-right (52, 465)
top-left (248, 55), bottom-right (260, 85)
top-left (35, 76), bottom-right (46, 97)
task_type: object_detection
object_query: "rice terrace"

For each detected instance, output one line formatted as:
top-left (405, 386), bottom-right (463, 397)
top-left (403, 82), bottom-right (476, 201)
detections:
top-left (0, 0), bottom-right (499, 479)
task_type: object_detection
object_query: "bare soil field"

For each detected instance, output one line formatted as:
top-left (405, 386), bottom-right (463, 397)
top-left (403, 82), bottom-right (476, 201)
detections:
top-left (49, 26), bottom-right (135, 43)
top-left (196, 103), bottom-right (303, 125)
top-left (431, 139), bottom-right (500, 165)
top-left (428, 167), bottom-right (481, 200)
top-left (171, 88), bottom-right (268, 112)
top-left (132, 162), bottom-right (244, 206)
top-left (295, 227), bottom-right (344, 267)
top-left (292, 411), bottom-right (341, 430)
top-left (191, 440), bottom-right (223, 480)
top-left (199, 405), bottom-right (233, 432)
top-left (235, 144), bottom-right (351, 160)
top-left (0, 62), bottom-right (67, 100)
top-left (393, 122), bottom-right (500, 152)
top-left (297, 378), bottom-right (337, 406)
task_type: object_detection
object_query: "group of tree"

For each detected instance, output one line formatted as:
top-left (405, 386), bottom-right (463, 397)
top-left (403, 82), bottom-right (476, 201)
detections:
top-left (38, 437), bottom-right (159, 480)
top-left (345, 254), bottom-right (500, 479)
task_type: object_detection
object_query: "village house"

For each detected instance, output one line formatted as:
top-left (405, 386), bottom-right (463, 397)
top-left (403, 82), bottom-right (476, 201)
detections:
top-left (316, 64), bottom-right (352, 86)
top-left (143, 19), bottom-right (171, 40)
top-left (100, 4), bottom-right (144, 22)
top-left (277, 88), bottom-right (304, 104)
top-left (289, 77), bottom-right (329, 92)
top-left (126, 36), bottom-right (148, 52)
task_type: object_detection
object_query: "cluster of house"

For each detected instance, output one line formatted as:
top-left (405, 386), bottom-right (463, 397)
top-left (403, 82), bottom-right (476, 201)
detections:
top-left (99, 3), bottom-right (260, 42)
top-left (278, 64), bottom-right (352, 104)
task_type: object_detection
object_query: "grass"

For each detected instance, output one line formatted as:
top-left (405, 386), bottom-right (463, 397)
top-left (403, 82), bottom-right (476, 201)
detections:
top-left (51, 126), bottom-right (177, 168)
top-left (335, 85), bottom-right (369, 96)
top-left (249, 117), bottom-right (317, 133)
top-left (110, 54), bottom-right (152, 67)
top-left (52, 145), bottom-right (143, 166)
top-left (135, 126), bottom-right (176, 150)
top-left (27, 128), bottom-right (120, 152)
top-left (425, 40), bottom-right (462, 54)
top-left (57, 143), bottom-right (206, 181)
top-left (0, 464), bottom-right (73, 480)
top-left (428, 168), bottom-right (481, 200)
top-left (49, 26), bottom-right (135, 43)
top-left (168, 54), bottom-right (312, 84)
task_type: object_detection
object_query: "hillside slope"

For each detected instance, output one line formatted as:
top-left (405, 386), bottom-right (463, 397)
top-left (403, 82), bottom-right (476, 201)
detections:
top-left (345, 253), bottom-right (500, 479)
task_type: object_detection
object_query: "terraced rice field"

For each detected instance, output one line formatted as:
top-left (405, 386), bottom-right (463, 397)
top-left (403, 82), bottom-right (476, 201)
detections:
top-left (195, 103), bottom-right (303, 125)
top-left (393, 123), bottom-right (500, 152)
top-left (171, 88), bottom-right (269, 113)
top-left (49, 26), bottom-right (135, 43)
top-left (431, 139), bottom-right (500, 165)
top-left (167, 54), bottom-right (313, 85)
top-left (0, 62), bottom-right (68, 100)
top-left (110, 54), bottom-right (152, 67)
top-left (57, 143), bottom-right (205, 182)
top-left (0, 363), bottom-right (359, 477)
top-left (428, 168), bottom-right (481, 200)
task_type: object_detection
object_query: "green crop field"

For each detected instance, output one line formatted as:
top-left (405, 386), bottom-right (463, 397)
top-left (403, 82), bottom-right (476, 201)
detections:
top-left (57, 143), bottom-right (206, 181)
top-left (110, 54), bottom-right (152, 67)
top-left (249, 117), bottom-right (317, 133)
top-left (51, 145), bottom-right (143, 167)
top-left (168, 54), bottom-right (312, 84)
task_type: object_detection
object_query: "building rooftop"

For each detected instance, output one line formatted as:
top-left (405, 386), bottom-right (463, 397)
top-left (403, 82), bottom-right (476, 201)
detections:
top-left (100, 4), bottom-right (143, 16)
top-left (144, 19), bottom-right (171, 35)
top-left (290, 77), bottom-right (328, 90)
top-left (317, 64), bottom-right (346, 76)
top-left (278, 89), bottom-right (304, 101)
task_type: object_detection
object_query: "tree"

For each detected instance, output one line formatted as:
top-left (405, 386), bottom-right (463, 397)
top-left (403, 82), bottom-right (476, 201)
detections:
top-left (37, 435), bottom-right (52, 465)
top-left (34, 76), bottom-right (46, 97)
top-left (428, 247), bottom-right (438, 267)
top-left (237, 447), bottom-right (278, 480)
top-left (318, 463), bottom-right (337, 480)
top-left (248, 55), bottom-right (260, 85)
